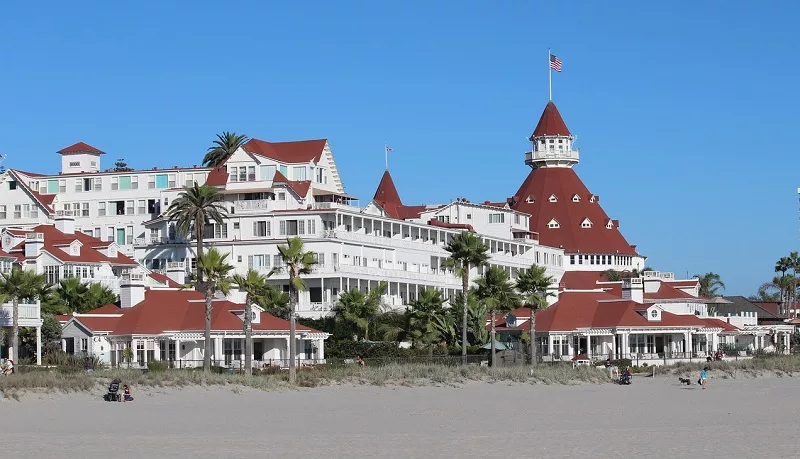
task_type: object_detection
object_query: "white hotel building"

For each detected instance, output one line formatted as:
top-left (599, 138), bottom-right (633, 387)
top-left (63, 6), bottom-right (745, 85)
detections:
top-left (0, 139), bottom-right (566, 318)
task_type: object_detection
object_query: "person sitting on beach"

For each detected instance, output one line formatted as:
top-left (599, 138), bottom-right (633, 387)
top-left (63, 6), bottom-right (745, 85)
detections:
top-left (699, 367), bottom-right (708, 389)
top-left (356, 355), bottom-right (365, 367)
top-left (1, 358), bottom-right (13, 376)
top-left (122, 384), bottom-right (134, 402)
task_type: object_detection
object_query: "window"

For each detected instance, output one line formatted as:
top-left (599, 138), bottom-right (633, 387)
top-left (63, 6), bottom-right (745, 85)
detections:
top-left (214, 223), bottom-right (227, 239)
top-left (277, 192), bottom-right (285, 201)
top-left (114, 201), bottom-right (125, 216)
top-left (98, 202), bottom-right (106, 216)
top-left (228, 167), bottom-right (238, 182)
top-left (82, 202), bottom-right (90, 217)
top-left (137, 200), bottom-right (146, 214)
top-left (247, 166), bottom-right (256, 182)
top-left (185, 173), bottom-right (194, 187)
top-left (466, 213), bottom-right (472, 220)
top-left (253, 221), bottom-right (268, 237)
top-left (168, 174), bottom-right (176, 188)
top-left (514, 214), bottom-right (521, 225)
top-left (239, 167), bottom-right (247, 182)
top-left (606, 221), bottom-right (613, 229)
top-left (650, 310), bottom-right (658, 318)
top-left (47, 180), bottom-right (59, 193)
top-left (8, 180), bottom-right (17, 190)
top-left (307, 219), bottom-right (316, 235)
top-left (69, 161), bottom-right (80, 167)
top-left (279, 165), bottom-right (288, 176)
top-left (22, 204), bottom-right (30, 218)
top-left (155, 174), bottom-right (168, 189)
top-left (0, 205), bottom-right (5, 219)
top-left (581, 218), bottom-right (592, 228)
top-left (547, 219), bottom-right (559, 229)
top-left (75, 179), bottom-right (83, 192)
top-left (279, 221), bottom-right (286, 236)
top-left (14, 205), bottom-right (21, 219)
top-left (569, 255), bottom-right (575, 265)
top-left (148, 175), bottom-right (156, 189)
top-left (233, 222), bottom-right (240, 230)
top-left (94, 178), bottom-right (102, 191)
top-left (488, 213), bottom-right (504, 224)
top-left (292, 166), bottom-right (306, 181)
top-left (437, 215), bottom-right (450, 223)
top-left (59, 180), bottom-right (66, 193)
top-left (525, 195), bottom-right (534, 203)
top-left (298, 220), bottom-right (305, 235)
top-left (126, 200), bottom-right (134, 215)
top-left (260, 165), bottom-right (276, 181)
top-left (147, 199), bottom-right (159, 214)
top-left (45, 266), bottom-right (60, 284)
top-left (548, 194), bottom-right (557, 202)
top-left (316, 167), bottom-right (324, 183)
top-left (572, 194), bottom-right (580, 202)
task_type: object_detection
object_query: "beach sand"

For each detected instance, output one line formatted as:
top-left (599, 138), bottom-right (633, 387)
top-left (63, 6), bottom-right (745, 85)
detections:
top-left (2, 374), bottom-right (799, 458)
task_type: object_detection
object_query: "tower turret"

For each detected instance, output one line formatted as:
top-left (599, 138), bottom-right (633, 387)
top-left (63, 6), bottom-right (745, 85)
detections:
top-left (525, 101), bottom-right (580, 169)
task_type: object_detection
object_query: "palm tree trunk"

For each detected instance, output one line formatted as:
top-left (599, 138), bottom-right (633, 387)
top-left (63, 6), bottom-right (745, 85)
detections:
top-left (288, 277), bottom-right (297, 384)
top-left (490, 312), bottom-right (496, 368)
top-left (203, 286), bottom-right (213, 373)
top-left (461, 267), bottom-right (469, 365)
top-left (11, 298), bottom-right (19, 364)
top-left (530, 307), bottom-right (536, 366)
top-left (244, 295), bottom-right (253, 375)
top-left (195, 214), bottom-right (204, 292)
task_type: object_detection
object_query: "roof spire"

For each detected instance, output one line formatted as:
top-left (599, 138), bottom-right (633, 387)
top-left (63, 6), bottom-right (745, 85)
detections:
top-left (526, 101), bottom-right (578, 169)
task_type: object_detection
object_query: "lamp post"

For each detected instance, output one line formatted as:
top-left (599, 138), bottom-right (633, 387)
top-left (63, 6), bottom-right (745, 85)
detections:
top-left (530, 306), bottom-right (536, 365)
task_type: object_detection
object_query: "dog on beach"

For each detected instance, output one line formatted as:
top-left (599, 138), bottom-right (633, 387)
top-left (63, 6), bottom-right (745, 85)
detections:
top-left (678, 377), bottom-right (692, 385)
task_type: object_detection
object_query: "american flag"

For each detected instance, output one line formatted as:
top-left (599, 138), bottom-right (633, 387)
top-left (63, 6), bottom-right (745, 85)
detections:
top-left (550, 54), bottom-right (562, 72)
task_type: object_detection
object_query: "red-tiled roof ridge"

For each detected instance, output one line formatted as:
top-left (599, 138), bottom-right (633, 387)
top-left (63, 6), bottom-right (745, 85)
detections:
top-left (530, 101), bottom-right (571, 138)
top-left (57, 142), bottom-right (105, 155)
top-left (243, 138), bottom-right (327, 163)
top-left (7, 170), bottom-right (55, 214)
top-left (427, 219), bottom-right (473, 231)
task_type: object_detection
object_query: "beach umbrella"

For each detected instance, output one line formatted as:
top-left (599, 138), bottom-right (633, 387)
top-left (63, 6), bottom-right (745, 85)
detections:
top-left (481, 341), bottom-right (508, 351)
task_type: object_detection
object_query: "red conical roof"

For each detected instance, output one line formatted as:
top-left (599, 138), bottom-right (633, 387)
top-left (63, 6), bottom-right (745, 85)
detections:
top-left (373, 170), bottom-right (402, 204)
top-left (510, 167), bottom-right (637, 255)
top-left (530, 101), bottom-right (571, 139)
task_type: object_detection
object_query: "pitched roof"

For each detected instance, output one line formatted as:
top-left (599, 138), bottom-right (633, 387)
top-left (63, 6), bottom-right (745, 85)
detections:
top-left (71, 316), bottom-right (121, 333)
top-left (205, 164), bottom-right (228, 186)
top-left (8, 224), bottom-right (138, 266)
top-left (271, 171), bottom-right (311, 198)
top-left (530, 101), bottom-right (571, 138)
top-left (370, 170), bottom-right (427, 220)
top-left (149, 272), bottom-right (181, 288)
top-left (510, 167), bottom-right (637, 254)
top-left (57, 142), bottom-right (105, 155)
top-left (242, 138), bottom-right (327, 163)
top-left (8, 170), bottom-right (55, 214)
top-left (108, 290), bottom-right (323, 335)
top-left (750, 301), bottom-right (786, 319)
top-left (644, 283), bottom-right (698, 301)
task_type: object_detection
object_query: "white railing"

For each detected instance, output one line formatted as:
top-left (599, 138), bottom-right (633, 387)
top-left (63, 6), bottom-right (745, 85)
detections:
top-left (322, 230), bottom-right (449, 253)
top-left (26, 232), bottom-right (44, 242)
top-left (312, 202), bottom-right (362, 212)
top-left (525, 149), bottom-right (580, 163)
top-left (92, 276), bottom-right (121, 293)
top-left (334, 263), bottom-right (461, 285)
top-left (134, 237), bottom-right (183, 246)
top-left (0, 302), bottom-right (41, 321)
top-left (166, 261), bottom-right (185, 270)
top-left (235, 199), bottom-right (272, 211)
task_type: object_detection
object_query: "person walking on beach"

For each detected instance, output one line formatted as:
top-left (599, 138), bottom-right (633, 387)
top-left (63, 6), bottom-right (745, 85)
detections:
top-left (699, 367), bottom-right (708, 389)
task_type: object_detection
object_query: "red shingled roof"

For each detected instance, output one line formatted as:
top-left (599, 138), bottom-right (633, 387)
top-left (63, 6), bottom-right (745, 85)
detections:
top-left (71, 316), bottom-right (121, 333)
top-left (530, 101), bottom-right (571, 138)
top-left (149, 272), bottom-right (181, 288)
top-left (370, 170), bottom-right (427, 220)
top-left (243, 138), bottom-right (327, 163)
top-left (8, 170), bottom-right (55, 214)
top-left (427, 219), bottom-right (473, 231)
top-left (271, 171), bottom-right (311, 198)
top-left (108, 290), bottom-right (322, 335)
top-left (57, 142), bottom-right (105, 155)
top-left (8, 224), bottom-right (138, 266)
top-left (511, 167), bottom-right (637, 254)
top-left (644, 283), bottom-right (698, 301)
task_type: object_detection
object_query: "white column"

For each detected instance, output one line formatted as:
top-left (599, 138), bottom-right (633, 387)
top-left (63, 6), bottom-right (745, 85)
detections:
top-left (611, 333), bottom-right (617, 359)
top-left (317, 338), bottom-right (325, 361)
top-left (586, 335), bottom-right (592, 359)
top-left (687, 332), bottom-right (693, 357)
top-left (547, 335), bottom-right (554, 357)
top-left (175, 338), bottom-right (181, 363)
top-left (35, 326), bottom-right (42, 365)
top-left (214, 337), bottom-right (223, 365)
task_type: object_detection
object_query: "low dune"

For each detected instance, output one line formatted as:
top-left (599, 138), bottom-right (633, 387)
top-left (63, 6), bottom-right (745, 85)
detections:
top-left (2, 374), bottom-right (797, 458)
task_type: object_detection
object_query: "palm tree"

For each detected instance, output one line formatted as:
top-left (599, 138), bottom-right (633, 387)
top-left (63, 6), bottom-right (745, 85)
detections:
top-left (85, 283), bottom-right (118, 311)
top-left (601, 269), bottom-right (621, 282)
top-left (0, 269), bottom-right (47, 363)
top-left (407, 288), bottom-right (446, 355)
top-left (165, 183), bottom-right (228, 290)
top-left (53, 278), bottom-right (117, 313)
top-left (334, 283), bottom-right (387, 341)
top-left (694, 272), bottom-right (725, 298)
top-left (260, 285), bottom-right (290, 319)
top-left (474, 266), bottom-right (521, 367)
top-left (232, 270), bottom-right (268, 375)
top-left (270, 237), bottom-right (316, 384)
top-left (193, 248), bottom-right (234, 373)
top-left (750, 282), bottom-right (781, 302)
top-left (443, 231), bottom-right (490, 364)
top-left (202, 131), bottom-right (250, 167)
top-left (515, 264), bottom-right (554, 365)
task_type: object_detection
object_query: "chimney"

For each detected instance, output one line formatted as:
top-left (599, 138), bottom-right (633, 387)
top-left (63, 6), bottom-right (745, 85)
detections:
top-left (622, 278), bottom-right (644, 303)
top-left (226, 283), bottom-right (247, 304)
top-left (55, 211), bottom-right (75, 234)
top-left (25, 232), bottom-right (44, 258)
top-left (165, 261), bottom-right (186, 286)
top-left (120, 271), bottom-right (146, 308)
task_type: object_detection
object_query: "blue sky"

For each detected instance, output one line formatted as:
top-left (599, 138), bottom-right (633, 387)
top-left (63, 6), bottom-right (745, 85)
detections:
top-left (1, 1), bottom-right (797, 296)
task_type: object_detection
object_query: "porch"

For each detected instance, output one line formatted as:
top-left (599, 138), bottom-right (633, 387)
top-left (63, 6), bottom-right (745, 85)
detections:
top-left (0, 301), bottom-right (44, 365)
top-left (109, 333), bottom-right (327, 369)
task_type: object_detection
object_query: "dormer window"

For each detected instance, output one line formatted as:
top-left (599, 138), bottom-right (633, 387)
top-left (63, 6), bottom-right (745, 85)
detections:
top-left (525, 195), bottom-right (534, 203)
top-left (572, 194), bottom-right (580, 202)
top-left (547, 219), bottom-right (560, 229)
top-left (650, 310), bottom-right (658, 318)
top-left (548, 194), bottom-right (557, 203)
top-left (606, 221), bottom-right (613, 229)
top-left (589, 195), bottom-right (596, 203)
top-left (581, 218), bottom-right (592, 228)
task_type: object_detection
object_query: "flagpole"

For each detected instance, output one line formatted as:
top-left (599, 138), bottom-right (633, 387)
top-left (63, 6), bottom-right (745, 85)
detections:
top-left (548, 48), bottom-right (552, 101)
top-left (384, 144), bottom-right (388, 170)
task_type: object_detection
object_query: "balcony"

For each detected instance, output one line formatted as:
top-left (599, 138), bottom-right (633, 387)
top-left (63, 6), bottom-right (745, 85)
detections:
top-left (311, 202), bottom-right (362, 212)
top-left (322, 230), bottom-right (448, 253)
top-left (133, 236), bottom-right (184, 247)
top-left (0, 301), bottom-right (42, 327)
top-left (525, 148), bottom-right (580, 165)
top-left (235, 199), bottom-right (272, 212)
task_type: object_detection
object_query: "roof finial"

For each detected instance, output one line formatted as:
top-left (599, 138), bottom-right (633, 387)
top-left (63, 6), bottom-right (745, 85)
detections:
top-left (384, 144), bottom-right (393, 171)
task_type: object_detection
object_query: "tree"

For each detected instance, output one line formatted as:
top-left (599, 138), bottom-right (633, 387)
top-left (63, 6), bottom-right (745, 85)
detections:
top-left (270, 237), bottom-right (316, 384)
top-left (443, 231), bottom-right (490, 364)
top-left (694, 272), bottom-right (725, 298)
top-left (601, 269), bottom-right (621, 281)
top-left (0, 268), bottom-right (47, 364)
top-left (750, 282), bottom-right (781, 302)
top-left (334, 282), bottom-right (387, 341)
top-left (515, 264), bottom-right (554, 365)
top-left (112, 158), bottom-right (133, 172)
top-left (260, 285), bottom-right (290, 319)
top-left (192, 248), bottom-right (234, 373)
top-left (407, 288), bottom-right (446, 355)
top-left (165, 183), bottom-right (227, 291)
top-left (53, 278), bottom-right (117, 313)
top-left (474, 266), bottom-right (521, 367)
top-left (202, 131), bottom-right (250, 167)
top-left (232, 270), bottom-right (268, 375)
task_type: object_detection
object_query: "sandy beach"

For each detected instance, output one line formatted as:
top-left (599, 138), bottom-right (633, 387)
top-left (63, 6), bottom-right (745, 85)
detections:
top-left (2, 374), bottom-right (799, 458)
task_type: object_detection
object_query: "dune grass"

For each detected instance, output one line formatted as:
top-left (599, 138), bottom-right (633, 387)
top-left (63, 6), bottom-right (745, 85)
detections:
top-left (3, 356), bottom-right (798, 398)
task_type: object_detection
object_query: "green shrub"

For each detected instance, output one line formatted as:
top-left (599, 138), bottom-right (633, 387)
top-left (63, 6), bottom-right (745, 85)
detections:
top-left (147, 360), bottom-right (169, 373)
top-left (609, 358), bottom-right (632, 369)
